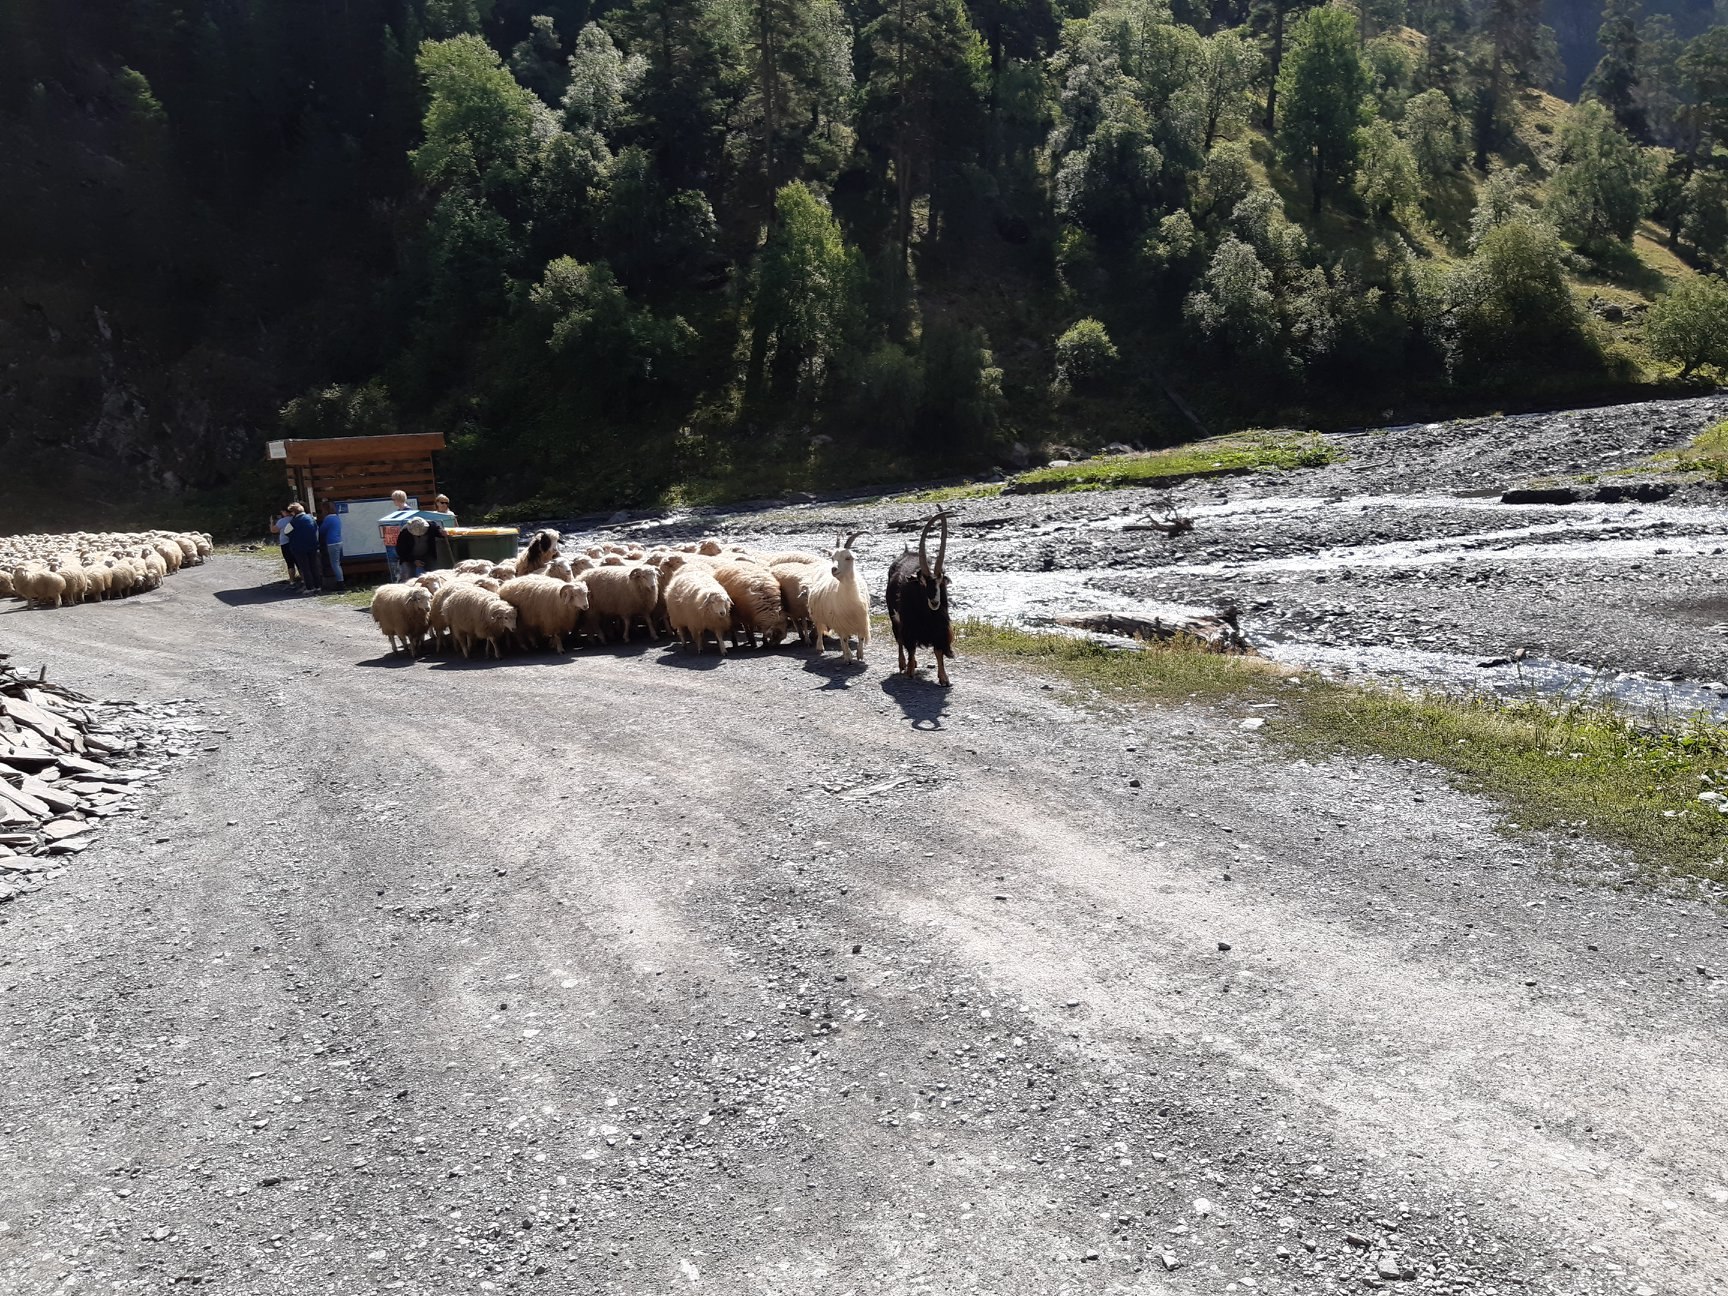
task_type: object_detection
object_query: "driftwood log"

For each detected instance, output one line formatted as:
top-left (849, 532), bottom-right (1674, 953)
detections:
top-left (1048, 606), bottom-right (1252, 654)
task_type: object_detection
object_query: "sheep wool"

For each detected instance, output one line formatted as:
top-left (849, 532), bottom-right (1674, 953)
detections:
top-left (664, 566), bottom-right (734, 655)
top-left (369, 583), bottom-right (434, 657)
top-left (499, 574), bottom-right (588, 652)
top-left (578, 564), bottom-right (659, 643)
top-left (441, 584), bottom-right (518, 659)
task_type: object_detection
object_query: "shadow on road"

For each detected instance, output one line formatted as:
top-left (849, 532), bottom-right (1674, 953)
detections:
top-left (801, 656), bottom-right (868, 690)
top-left (879, 670), bottom-right (950, 729)
top-left (354, 652), bottom-right (422, 669)
top-left (213, 583), bottom-right (307, 607)
top-left (655, 645), bottom-right (726, 671)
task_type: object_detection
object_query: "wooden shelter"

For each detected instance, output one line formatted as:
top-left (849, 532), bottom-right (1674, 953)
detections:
top-left (267, 432), bottom-right (446, 512)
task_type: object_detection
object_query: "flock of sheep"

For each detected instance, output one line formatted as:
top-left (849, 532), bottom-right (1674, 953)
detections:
top-left (370, 531), bottom-right (876, 666)
top-left (0, 530), bottom-right (216, 608)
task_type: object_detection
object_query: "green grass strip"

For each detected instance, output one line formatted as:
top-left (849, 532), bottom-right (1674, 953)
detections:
top-left (1009, 433), bottom-right (1342, 494)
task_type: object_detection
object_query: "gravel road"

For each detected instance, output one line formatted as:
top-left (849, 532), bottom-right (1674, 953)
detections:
top-left (2, 558), bottom-right (1726, 1295)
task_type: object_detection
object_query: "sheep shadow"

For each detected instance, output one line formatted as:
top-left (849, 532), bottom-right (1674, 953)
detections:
top-left (423, 651), bottom-right (572, 672)
top-left (354, 651), bottom-right (424, 668)
top-left (879, 670), bottom-right (951, 730)
top-left (653, 644), bottom-right (727, 671)
top-left (213, 583), bottom-right (307, 606)
top-left (801, 655), bottom-right (869, 691)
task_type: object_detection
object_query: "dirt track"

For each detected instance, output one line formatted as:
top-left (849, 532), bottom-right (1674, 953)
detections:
top-left (1, 558), bottom-right (1726, 1294)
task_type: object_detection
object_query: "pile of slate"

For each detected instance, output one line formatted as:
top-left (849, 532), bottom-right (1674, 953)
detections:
top-left (0, 653), bottom-right (196, 904)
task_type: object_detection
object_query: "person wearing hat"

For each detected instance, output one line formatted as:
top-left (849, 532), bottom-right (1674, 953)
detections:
top-left (393, 514), bottom-right (446, 577)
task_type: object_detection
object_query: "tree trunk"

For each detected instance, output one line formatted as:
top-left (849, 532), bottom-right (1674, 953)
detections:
top-left (1264, 1), bottom-right (1285, 132)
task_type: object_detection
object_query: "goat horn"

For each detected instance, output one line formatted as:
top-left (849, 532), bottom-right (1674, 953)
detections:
top-left (917, 515), bottom-right (937, 577)
top-left (843, 531), bottom-right (861, 550)
top-left (934, 509), bottom-right (949, 574)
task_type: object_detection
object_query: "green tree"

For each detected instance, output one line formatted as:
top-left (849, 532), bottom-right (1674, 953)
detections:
top-left (1436, 215), bottom-right (1582, 376)
top-left (1470, 0), bottom-right (1546, 166)
top-left (1354, 117), bottom-right (1421, 217)
top-left (1678, 28), bottom-right (1728, 168)
top-left (1636, 14), bottom-right (1685, 148)
top-left (1584, 0), bottom-right (1644, 138)
top-left (1274, 6), bottom-right (1368, 214)
top-left (1402, 87), bottom-right (1465, 183)
top-left (746, 183), bottom-right (866, 403)
top-left (736, 0), bottom-right (853, 220)
top-left (413, 35), bottom-right (555, 203)
top-left (1185, 235), bottom-right (1279, 357)
top-left (1680, 169), bottom-right (1728, 259)
top-left (531, 257), bottom-right (695, 407)
top-left (1468, 160), bottom-right (1535, 246)
top-left (1193, 28), bottom-right (1261, 150)
top-left (1645, 275), bottom-right (1728, 377)
top-left (562, 23), bottom-right (645, 137)
top-left (1052, 317), bottom-right (1119, 393)
top-left (1547, 100), bottom-right (1650, 250)
top-left (1253, 0), bottom-right (1318, 131)
top-left (860, 0), bottom-right (988, 278)
top-left (510, 15), bottom-right (568, 106)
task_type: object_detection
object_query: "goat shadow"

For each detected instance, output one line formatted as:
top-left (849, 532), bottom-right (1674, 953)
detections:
top-left (879, 668), bottom-right (951, 729)
top-left (801, 654), bottom-right (868, 691)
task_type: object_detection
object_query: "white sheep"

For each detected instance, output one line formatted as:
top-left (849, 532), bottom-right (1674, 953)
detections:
top-left (664, 565), bottom-right (733, 655)
top-left (711, 560), bottom-right (788, 648)
top-left (370, 583), bottom-right (434, 656)
top-left (579, 564), bottom-right (660, 643)
top-left (806, 534), bottom-right (870, 663)
top-left (499, 574), bottom-right (588, 652)
top-left (441, 584), bottom-right (518, 659)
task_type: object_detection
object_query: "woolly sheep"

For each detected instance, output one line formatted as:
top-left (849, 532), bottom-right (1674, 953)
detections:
top-left (454, 559), bottom-right (494, 576)
top-left (370, 583), bottom-right (434, 657)
top-left (710, 560), bottom-right (788, 648)
top-left (578, 564), bottom-right (660, 643)
top-left (429, 575), bottom-right (502, 650)
top-left (768, 558), bottom-right (824, 644)
top-left (16, 565), bottom-right (66, 609)
top-left (441, 584), bottom-right (518, 659)
top-left (664, 565), bottom-right (733, 655)
top-left (499, 574), bottom-right (588, 652)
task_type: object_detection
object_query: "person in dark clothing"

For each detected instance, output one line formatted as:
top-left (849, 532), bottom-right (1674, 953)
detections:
top-left (393, 515), bottom-right (446, 577)
top-left (318, 506), bottom-right (344, 587)
top-left (285, 503), bottom-right (322, 592)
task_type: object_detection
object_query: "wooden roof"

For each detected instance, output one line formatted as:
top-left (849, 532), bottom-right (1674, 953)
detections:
top-left (278, 433), bottom-right (446, 467)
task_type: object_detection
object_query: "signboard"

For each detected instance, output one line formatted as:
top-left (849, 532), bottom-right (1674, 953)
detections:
top-left (336, 497), bottom-right (415, 559)
top-left (266, 440), bottom-right (287, 460)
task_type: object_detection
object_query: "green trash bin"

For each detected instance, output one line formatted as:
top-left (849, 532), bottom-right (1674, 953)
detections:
top-left (446, 527), bottom-right (520, 565)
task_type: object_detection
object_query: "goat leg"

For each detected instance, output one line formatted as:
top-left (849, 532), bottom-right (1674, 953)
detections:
top-left (936, 652), bottom-right (950, 687)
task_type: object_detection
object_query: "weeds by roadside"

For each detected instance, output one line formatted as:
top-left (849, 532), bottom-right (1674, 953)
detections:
top-left (958, 620), bottom-right (1728, 885)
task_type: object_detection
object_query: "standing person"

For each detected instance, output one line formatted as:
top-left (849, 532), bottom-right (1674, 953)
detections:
top-left (434, 494), bottom-right (457, 525)
top-left (285, 503), bottom-right (323, 592)
top-left (318, 505), bottom-right (345, 588)
top-left (394, 515), bottom-right (448, 577)
top-left (387, 491), bottom-right (410, 580)
top-left (274, 510), bottom-right (298, 587)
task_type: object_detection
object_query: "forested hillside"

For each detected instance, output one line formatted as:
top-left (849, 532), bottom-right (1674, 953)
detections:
top-left (3, 0), bottom-right (1726, 527)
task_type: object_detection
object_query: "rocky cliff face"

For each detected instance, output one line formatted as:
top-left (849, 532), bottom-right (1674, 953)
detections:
top-left (0, 282), bottom-right (275, 530)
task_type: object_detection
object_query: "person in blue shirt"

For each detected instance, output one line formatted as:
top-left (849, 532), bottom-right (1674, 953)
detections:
top-left (317, 506), bottom-right (344, 587)
top-left (285, 503), bottom-right (322, 592)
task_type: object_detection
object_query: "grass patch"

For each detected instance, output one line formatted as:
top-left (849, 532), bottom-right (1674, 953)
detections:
top-left (888, 481), bottom-right (1007, 505)
top-left (1007, 432), bottom-right (1342, 494)
top-left (960, 620), bottom-right (1728, 885)
top-left (316, 585), bottom-right (378, 609)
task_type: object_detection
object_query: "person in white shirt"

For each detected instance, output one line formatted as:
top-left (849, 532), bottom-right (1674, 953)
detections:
top-left (273, 510), bottom-right (298, 587)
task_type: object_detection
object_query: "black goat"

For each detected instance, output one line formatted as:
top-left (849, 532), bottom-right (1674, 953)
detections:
top-left (885, 511), bottom-right (955, 687)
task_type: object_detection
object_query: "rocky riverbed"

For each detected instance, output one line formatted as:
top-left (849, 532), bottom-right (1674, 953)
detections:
top-left (569, 394), bottom-right (1728, 717)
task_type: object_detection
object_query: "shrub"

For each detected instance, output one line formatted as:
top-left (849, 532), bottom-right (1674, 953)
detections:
top-left (1547, 100), bottom-right (1649, 251)
top-left (1436, 216), bottom-right (1588, 377)
top-left (1645, 276), bottom-right (1728, 379)
top-left (1053, 318), bottom-right (1120, 394)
